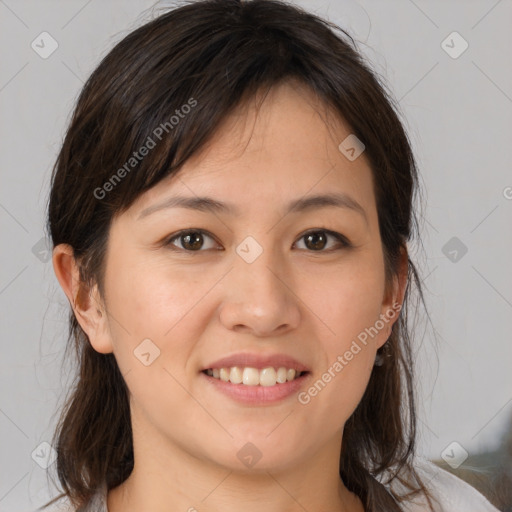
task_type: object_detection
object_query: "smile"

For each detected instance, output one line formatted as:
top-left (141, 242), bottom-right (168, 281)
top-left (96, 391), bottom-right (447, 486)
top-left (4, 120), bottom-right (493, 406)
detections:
top-left (203, 366), bottom-right (305, 386)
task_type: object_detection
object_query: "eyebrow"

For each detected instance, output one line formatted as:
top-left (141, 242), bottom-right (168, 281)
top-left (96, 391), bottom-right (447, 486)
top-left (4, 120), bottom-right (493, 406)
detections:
top-left (137, 192), bottom-right (368, 224)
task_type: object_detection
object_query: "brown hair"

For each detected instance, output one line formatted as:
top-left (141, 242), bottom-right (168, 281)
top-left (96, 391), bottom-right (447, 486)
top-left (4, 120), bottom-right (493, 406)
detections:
top-left (42, 0), bottom-right (436, 510)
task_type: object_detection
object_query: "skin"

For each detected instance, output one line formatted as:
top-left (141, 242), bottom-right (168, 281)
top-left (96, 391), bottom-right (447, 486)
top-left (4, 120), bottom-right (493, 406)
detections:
top-left (53, 79), bottom-right (408, 512)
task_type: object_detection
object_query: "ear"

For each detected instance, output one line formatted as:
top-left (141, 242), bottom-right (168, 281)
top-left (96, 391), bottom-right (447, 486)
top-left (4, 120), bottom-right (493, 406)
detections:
top-left (52, 243), bottom-right (113, 354)
top-left (377, 245), bottom-right (408, 349)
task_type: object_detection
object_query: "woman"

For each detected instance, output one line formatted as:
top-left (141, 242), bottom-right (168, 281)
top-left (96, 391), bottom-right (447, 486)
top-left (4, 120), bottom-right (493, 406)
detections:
top-left (42, 0), bottom-right (500, 510)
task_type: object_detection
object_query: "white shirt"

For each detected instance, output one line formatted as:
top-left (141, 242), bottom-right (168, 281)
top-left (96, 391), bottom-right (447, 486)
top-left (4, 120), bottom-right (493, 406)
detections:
top-left (384, 457), bottom-right (501, 511)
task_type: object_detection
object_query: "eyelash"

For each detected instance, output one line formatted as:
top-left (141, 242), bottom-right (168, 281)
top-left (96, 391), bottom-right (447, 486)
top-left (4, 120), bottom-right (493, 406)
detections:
top-left (162, 228), bottom-right (352, 253)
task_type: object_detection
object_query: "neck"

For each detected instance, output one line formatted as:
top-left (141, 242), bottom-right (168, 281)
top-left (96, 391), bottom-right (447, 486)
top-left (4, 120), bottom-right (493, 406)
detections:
top-left (107, 422), bottom-right (364, 512)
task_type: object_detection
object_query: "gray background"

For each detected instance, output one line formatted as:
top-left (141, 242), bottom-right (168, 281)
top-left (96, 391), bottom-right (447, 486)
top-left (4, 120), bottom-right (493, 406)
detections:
top-left (0, 0), bottom-right (511, 510)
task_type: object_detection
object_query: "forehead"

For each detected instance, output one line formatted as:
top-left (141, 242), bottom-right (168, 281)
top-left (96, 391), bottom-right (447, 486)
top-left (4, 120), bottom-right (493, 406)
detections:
top-left (126, 81), bottom-right (376, 222)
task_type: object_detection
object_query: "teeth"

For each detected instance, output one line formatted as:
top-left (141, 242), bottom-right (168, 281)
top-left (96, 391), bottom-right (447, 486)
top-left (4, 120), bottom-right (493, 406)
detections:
top-left (276, 367), bottom-right (287, 383)
top-left (243, 367), bottom-right (260, 386)
top-left (206, 366), bottom-right (303, 386)
top-left (260, 367), bottom-right (277, 387)
top-left (220, 368), bottom-right (230, 382)
top-left (229, 366), bottom-right (243, 384)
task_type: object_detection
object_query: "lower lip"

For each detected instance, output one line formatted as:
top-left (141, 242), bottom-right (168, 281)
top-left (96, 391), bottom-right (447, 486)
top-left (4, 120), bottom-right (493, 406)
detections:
top-left (200, 371), bottom-right (310, 405)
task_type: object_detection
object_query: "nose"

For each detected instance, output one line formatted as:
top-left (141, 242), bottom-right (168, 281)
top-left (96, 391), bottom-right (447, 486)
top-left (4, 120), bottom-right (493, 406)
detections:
top-left (218, 244), bottom-right (301, 337)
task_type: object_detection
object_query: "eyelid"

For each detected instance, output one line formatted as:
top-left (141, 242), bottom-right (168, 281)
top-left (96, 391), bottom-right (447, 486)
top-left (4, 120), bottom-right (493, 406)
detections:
top-left (162, 228), bottom-right (352, 252)
top-left (163, 229), bottom-right (221, 251)
top-left (294, 228), bottom-right (351, 250)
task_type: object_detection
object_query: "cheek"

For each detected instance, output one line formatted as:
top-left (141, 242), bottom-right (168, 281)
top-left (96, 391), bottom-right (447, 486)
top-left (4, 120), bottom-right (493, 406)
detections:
top-left (106, 253), bottom-right (203, 331)
top-left (299, 283), bottom-right (379, 434)
top-left (308, 253), bottom-right (386, 348)
top-left (103, 255), bottom-right (206, 374)
top-left (103, 261), bottom-right (207, 420)
top-left (299, 253), bottom-right (385, 412)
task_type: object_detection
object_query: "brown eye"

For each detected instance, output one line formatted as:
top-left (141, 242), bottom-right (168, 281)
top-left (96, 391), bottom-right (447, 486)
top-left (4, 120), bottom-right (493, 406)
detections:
top-left (180, 232), bottom-right (203, 250)
top-left (164, 228), bottom-right (350, 253)
top-left (295, 230), bottom-right (351, 252)
top-left (304, 232), bottom-right (328, 251)
top-left (165, 230), bottom-right (219, 251)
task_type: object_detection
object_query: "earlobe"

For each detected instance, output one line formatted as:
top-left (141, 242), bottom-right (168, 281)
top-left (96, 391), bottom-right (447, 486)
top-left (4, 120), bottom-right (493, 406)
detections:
top-left (52, 243), bottom-right (113, 354)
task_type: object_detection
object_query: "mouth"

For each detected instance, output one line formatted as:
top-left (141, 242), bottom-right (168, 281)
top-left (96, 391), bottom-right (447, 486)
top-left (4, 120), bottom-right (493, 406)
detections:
top-left (200, 367), bottom-right (310, 405)
top-left (201, 366), bottom-right (309, 386)
top-left (200, 353), bottom-right (311, 404)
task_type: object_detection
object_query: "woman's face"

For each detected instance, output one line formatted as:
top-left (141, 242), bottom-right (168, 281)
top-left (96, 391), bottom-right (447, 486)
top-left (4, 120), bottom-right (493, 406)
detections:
top-left (80, 81), bottom-right (405, 473)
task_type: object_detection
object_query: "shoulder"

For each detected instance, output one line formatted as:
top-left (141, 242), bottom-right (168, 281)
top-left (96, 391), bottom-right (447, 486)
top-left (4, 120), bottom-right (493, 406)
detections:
top-left (379, 457), bottom-right (500, 512)
top-left (39, 483), bottom-right (108, 512)
top-left (36, 500), bottom-right (75, 512)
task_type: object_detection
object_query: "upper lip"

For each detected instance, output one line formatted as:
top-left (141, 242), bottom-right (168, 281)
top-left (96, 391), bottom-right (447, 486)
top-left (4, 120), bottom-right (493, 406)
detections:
top-left (203, 352), bottom-right (310, 372)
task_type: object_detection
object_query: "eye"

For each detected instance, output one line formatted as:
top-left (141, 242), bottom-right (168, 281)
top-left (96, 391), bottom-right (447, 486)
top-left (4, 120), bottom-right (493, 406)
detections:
top-left (294, 229), bottom-right (351, 252)
top-left (163, 228), bottom-right (351, 253)
top-left (164, 229), bottom-right (220, 252)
